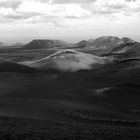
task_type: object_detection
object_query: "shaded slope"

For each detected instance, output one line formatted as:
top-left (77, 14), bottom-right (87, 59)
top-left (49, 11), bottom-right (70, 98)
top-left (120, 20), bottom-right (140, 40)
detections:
top-left (1, 58), bottom-right (140, 106)
top-left (110, 41), bottom-right (140, 55)
top-left (0, 55), bottom-right (140, 124)
top-left (0, 58), bottom-right (37, 73)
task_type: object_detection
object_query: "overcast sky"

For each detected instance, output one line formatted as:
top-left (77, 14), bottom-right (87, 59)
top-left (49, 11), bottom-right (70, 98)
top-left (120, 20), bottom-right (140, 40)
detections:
top-left (0, 0), bottom-right (140, 44)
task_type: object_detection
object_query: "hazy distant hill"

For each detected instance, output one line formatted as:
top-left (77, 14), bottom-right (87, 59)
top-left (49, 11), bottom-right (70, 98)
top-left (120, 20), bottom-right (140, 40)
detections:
top-left (85, 36), bottom-right (121, 49)
top-left (77, 36), bottom-right (140, 56)
top-left (0, 42), bottom-right (4, 47)
top-left (77, 36), bottom-right (136, 49)
top-left (23, 39), bottom-right (75, 49)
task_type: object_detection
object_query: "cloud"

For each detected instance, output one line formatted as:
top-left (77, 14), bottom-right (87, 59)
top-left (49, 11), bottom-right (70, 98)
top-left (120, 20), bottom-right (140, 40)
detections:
top-left (0, 0), bottom-right (140, 26)
top-left (0, 0), bottom-right (91, 27)
top-left (5, 12), bottom-right (41, 21)
top-left (82, 0), bottom-right (140, 16)
top-left (16, 1), bottom-right (91, 20)
top-left (51, 0), bottom-right (96, 4)
top-left (126, 0), bottom-right (136, 2)
top-left (0, 0), bottom-right (21, 9)
top-left (82, 0), bottom-right (126, 15)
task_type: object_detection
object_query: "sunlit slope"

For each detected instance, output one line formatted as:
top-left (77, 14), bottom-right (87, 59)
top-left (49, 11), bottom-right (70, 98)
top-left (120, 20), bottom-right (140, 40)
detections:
top-left (22, 49), bottom-right (107, 71)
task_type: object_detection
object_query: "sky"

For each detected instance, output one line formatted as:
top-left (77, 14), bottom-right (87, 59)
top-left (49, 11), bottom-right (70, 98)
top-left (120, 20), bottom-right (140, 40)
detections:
top-left (0, 0), bottom-right (140, 44)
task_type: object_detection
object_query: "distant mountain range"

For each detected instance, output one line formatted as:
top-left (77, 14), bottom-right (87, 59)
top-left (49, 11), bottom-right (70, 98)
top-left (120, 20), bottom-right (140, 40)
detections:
top-left (0, 36), bottom-right (140, 54)
top-left (22, 36), bottom-right (137, 49)
top-left (21, 36), bottom-right (140, 55)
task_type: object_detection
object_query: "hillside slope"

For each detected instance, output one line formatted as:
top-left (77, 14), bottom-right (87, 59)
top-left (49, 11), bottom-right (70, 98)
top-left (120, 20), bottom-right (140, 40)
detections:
top-left (22, 49), bottom-right (108, 71)
top-left (0, 58), bottom-right (36, 72)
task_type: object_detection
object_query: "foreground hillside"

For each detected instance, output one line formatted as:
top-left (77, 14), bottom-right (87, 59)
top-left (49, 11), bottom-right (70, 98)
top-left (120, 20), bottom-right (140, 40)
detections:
top-left (0, 36), bottom-right (140, 139)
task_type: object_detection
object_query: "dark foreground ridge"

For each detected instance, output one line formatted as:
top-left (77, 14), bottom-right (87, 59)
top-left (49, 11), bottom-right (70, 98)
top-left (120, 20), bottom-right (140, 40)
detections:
top-left (0, 116), bottom-right (140, 140)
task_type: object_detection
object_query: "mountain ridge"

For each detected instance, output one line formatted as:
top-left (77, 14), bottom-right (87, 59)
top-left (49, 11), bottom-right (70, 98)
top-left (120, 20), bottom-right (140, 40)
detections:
top-left (21, 36), bottom-right (140, 55)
